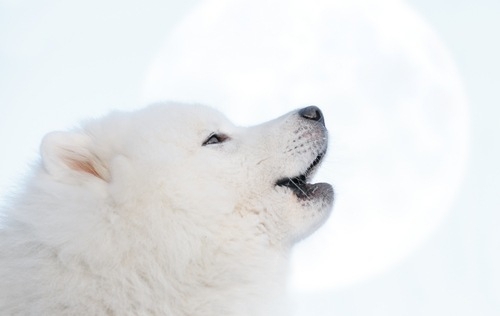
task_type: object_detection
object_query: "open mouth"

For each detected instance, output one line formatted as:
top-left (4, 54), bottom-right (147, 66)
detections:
top-left (276, 151), bottom-right (327, 199)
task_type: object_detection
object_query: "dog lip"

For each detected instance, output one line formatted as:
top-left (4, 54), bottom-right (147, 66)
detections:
top-left (275, 150), bottom-right (328, 199)
top-left (305, 151), bottom-right (325, 177)
top-left (275, 176), bottom-right (309, 199)
top-left (276, 179), bottom-right (333, 200)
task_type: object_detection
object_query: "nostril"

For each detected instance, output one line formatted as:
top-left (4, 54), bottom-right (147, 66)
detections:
top-left (299, 106), bottom-right (325, 125)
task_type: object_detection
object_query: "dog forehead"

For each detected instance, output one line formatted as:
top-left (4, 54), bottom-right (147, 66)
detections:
top-left (126, 104), bottom-right (240, 153)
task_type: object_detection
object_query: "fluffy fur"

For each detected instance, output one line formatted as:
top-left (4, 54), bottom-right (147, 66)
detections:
top-left (0, 103), bottom-right (333, 315)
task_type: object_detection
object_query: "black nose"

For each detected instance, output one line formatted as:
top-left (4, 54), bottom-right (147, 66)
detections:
top-left (299, 106), bottom-right (324, 125)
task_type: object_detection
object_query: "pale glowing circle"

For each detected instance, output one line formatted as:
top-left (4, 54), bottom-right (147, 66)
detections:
top-left (142, 0), bottom-right (469, 291)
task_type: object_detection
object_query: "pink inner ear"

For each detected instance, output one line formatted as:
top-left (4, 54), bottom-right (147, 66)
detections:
top-left (66, 158), bottom-right (103, 179)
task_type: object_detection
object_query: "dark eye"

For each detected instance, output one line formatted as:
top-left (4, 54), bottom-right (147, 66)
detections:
top-left (202, 133), bottom-right (229, 146)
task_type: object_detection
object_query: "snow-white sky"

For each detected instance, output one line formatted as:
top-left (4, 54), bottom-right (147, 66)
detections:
top-left (0, 0), bottom-right (499, 315)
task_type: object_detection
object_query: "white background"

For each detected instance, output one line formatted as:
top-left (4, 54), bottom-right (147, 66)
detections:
top-left (1, 1), bottom-right (499, 315)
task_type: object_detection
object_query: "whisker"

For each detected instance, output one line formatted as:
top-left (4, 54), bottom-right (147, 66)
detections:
top-left (289, 177), bottom-right (309, 198)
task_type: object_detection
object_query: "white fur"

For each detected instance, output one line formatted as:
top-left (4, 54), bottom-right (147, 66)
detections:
top-left (0, 103), bottom-right (333, 315)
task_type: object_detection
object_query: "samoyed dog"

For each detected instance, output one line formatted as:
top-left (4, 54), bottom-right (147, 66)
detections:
top-left (0, 103), bottom-right (333, 315)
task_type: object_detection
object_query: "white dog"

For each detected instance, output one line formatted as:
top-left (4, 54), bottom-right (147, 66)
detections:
top-left (0, 103), bottom-right (333, 315)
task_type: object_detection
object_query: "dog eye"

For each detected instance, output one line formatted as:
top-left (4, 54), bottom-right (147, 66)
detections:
top-left (202, 133), bottom-right (229, 146)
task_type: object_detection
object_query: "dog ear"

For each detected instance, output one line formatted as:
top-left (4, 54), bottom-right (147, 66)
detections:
top-left (41, 131), bottom-right (109, 181)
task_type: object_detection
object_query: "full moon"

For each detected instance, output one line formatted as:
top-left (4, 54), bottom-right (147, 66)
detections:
top-left (142, 0), bottom-right (469, 290)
